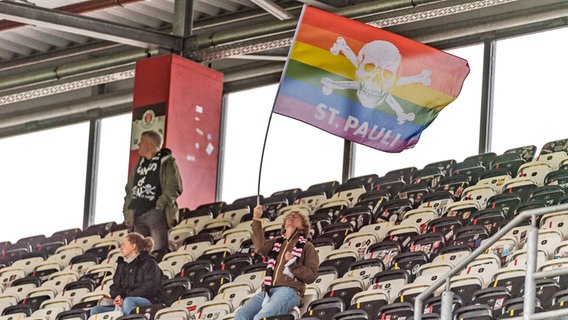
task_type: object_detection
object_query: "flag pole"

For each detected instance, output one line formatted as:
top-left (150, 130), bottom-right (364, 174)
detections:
top-left (257, 5), bottom-right (309, 206)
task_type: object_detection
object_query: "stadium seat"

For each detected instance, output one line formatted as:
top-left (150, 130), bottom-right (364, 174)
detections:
top-left (517, 161), bottom-right (552, 186)
top-left (343, 258), bottom-right (384, 289)
top-left (331, 182), bottom-right (366, 207)
top-left (408, 232), bottom-right (445, 259)
top-left (364, 240), bottom-right (402, 269)
top-left (301, 286), bottom-right (320, 314)
top-left (376, 199), bottom-right (413, 223)
top-left (330, 309), bottom-right (369, 320)
top-left (195, 300), bottom-right (233, 320)
top-left (303, 297), bottom-right (345, 319)
top-left (418, 191), bottom-right (454, 216)
top-left (340, 232), bottom-right (378, 260)
top-left (377, 302), bottom-right (414, 319)
top-left (218, 203), bottom-right (250, 228)
top-left (394, 282), bottom-right (431, 304)
top-left (219, 253), bottom-right (254, 278)
top-left (446, 274), bottom-right (484, 305)
top-left (506, 247), bottom-right (548, 269)
top-left (323, 277), bottom-right (364, 307)
top-left (218, 229), bottom-right (251, 252)
top-left (525, 229), bottom-right (564, 259)
top-left (468, 208), bottom-right (507, 236)
top-left (491, 151), bottom-right (528, 176)
top-left (293, 190), bottom-right (329, 213)
top-left (411, 167), bottom-right (443, 189)
top-left (390, 251), bottom-right (429, 282)
top-left (215, 281), bottom-right (253, 310)
top-left (400, 208), bottom-right (440, 232)
top-left (501, 177), bottom-right (538, 201)
top-left (451, 160), bottom-right (487, 184)
top-left (319, 248), bottom-right (359, 278)
top-left (154, 306), bottom-right (191, 320)
top-left (431, 244), bottom-right (471, 267)
top-left (477, 168), bottom-right (512, 194)
top-left (358, 221), bottom-right (394, 244)
top-left (396, 182), bottom-right (430, 208)
top-left (349, 289), bottom-right (389, 318)
top-left (528, 185), bottom-right (565, 205)
top-left (498, 296), bottom-right (543, 319)
top-left (443, 200), bottom-right (479, 225)
top-left (491, 266), bottom-right (525, 299)
top-left (335, 207), bottom-right (373, 233)
top-left (536, 150), bottom-right (568, 170)
top-left (461, 185), bottom-right (496, 209)
top-left (413, 262), bottom-right (452, 286)
top-left (159, 251), bottom-right (194, 279)
top-left (169, 287), bottom-right (212, 318)
top-left (384, 167), bottom-right (417, 185)
top-left (449, 225), bottom-right (489, 250)
top-left (540, 210), bottom-right (568, 239)
top-left (369, 269), bottom-right (409, 303)
top-left (460, 253), bottom-right (501, 287)
top-left (195, 270), bottom-right (232, 296)
top-left (311, 266), bottom-right (339, 299)
top-left (480, 236), bottom-right (517, 265)
top-left (463, 152), bottom-right (497, 169)
top-left (167, 224), bottom-right (196, 251)
top-left (345, 174), bottom-right (379, 192)
top-left (384, 225), bottom-right (420, 250)
top-left (471, 286), bottom-right (512, 318)
top-left (423, 295), bottom-right (463, 318)
top-left (452, 304), bottom-right (493, 320)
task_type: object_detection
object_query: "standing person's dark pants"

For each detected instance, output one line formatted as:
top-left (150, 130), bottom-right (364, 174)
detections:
top-left (133, 208), bottom-right (168, 254)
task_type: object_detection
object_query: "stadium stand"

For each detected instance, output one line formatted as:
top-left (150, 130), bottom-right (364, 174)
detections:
top-left (4, 139), bottom-right (568, 319)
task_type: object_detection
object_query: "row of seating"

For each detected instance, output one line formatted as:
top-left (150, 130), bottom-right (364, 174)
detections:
top-left (2, 139), bottom-right (568, 319)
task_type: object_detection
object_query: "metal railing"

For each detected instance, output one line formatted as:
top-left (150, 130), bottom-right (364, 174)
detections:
top-left (413, 202), bottom-right (568, 320)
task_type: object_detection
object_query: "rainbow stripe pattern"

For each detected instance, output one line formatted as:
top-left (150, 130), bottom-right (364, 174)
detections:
top-left (273, 6), bottom-right (470, 153)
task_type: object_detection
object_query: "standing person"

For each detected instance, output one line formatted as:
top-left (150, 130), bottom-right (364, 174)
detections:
top-left (90, 232), bottom-right (163, 316)
top-left (123, 130), bottom-right (183, 258)
top-left (234, 205), bottom-right (319, 320)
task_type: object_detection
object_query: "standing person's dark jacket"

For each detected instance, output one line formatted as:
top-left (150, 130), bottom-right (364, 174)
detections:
top-left (110, 252), bottom-right (163, 301)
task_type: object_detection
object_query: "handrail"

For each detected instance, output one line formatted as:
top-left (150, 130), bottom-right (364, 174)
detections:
top-left (413, 202), bottom-right (568, 320)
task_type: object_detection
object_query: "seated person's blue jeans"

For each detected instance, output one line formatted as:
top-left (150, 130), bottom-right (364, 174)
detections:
top-left (234, 286), bottom-right (300, 320)
top-left (90, 296), bottom-right (152, 316)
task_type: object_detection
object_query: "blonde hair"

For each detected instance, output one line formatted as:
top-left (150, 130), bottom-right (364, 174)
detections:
top-left (280, 210), bottom-right (311, 238)
top-left (125, 232), bottom-right (154, 253)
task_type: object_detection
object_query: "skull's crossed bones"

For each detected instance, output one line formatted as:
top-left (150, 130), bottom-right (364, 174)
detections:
top-left (321, 37), bottom-right (432, 124)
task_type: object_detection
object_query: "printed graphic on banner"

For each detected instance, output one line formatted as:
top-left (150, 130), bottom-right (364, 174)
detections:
top-left (130, 102), bottom-right (166, 150)
top-left (273, 6), bottom-right (470, 153)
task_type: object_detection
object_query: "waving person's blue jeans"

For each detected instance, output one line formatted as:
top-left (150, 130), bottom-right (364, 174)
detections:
top-left (234, 286), bottom-right (301, 320)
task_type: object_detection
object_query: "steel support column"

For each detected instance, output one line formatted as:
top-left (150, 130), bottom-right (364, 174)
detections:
top-left (479, 39), bottom-right (496, 154)
top-left (83, 114), bottom-right (101, 229)
top-left (342, 140), bottom-right (355, 183)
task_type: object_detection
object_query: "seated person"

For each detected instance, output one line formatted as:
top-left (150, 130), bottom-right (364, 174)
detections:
top-left (90, 232), bottom-right (163, 316)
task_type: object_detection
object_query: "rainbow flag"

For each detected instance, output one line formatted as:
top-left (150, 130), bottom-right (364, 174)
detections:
top-left (273, 6), bottom-right (470, 153)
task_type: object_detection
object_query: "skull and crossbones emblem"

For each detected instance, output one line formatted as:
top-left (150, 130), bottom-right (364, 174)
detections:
top-left (321, 37), bottom-right (432, 124)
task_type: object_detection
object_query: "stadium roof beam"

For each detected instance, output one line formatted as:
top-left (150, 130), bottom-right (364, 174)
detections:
top-left (249, 0), bottom-right (294, 20)
top-left (0, 0), bottom-right (179, 49)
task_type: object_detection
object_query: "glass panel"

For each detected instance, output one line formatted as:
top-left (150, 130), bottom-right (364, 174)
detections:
top-left (353, 43), bottom-right (484, 177)
top-left (0, 123), bottom-right (88, 242)
top-left (493, 27), bottom-right (568, 154)
top-left (222, 84), bottom-right (344, 203)
top-left (94, 114), bottom-right (131, 224)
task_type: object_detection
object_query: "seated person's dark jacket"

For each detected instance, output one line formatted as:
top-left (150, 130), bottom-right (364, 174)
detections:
top-left (110, 252), bottom-right (163, 301)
